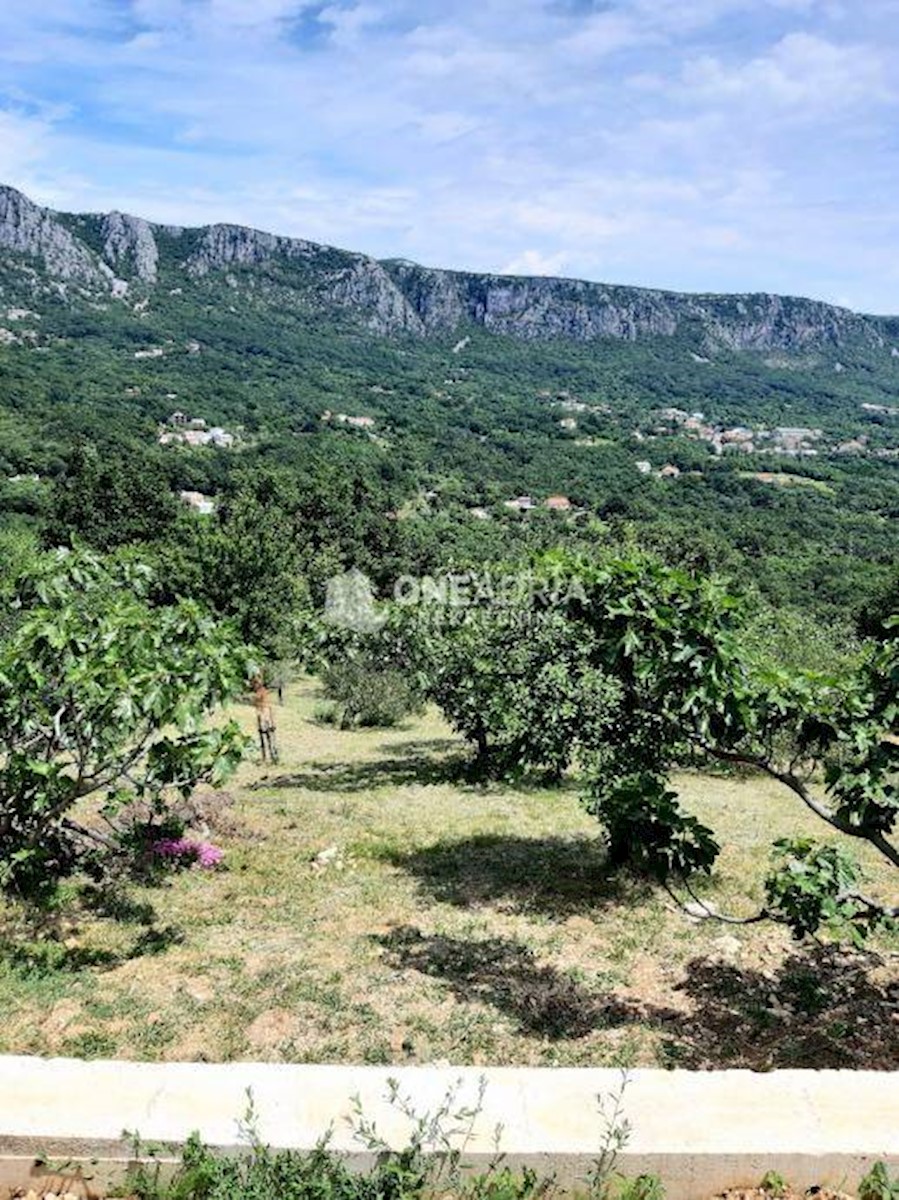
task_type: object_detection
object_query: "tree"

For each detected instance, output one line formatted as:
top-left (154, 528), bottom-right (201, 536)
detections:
top-left (0, 548), bottom-right (251, 904)
top-left (150, 477), bottom-right (313, 668)
top-left (400, 577), bottom-right (620, 780)
top-left (44, 442), bottom-right (180, 552)
top-left (320, 655), bottom-right (424, 729)
top-left (551, 551), bottom-right (899, 941)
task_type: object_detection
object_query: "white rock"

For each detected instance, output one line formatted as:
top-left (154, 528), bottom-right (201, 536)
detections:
top-left (711, 934), bottom-right (742, 962)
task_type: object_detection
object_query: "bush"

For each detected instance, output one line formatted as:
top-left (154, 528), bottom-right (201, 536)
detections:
top-left (321, 659), bottom-right (424, 729)
top-left (0, 549), bottom-right (250, 906)
top-left (586, 773), bottom-right (719, 880)
top-left (402, 600), bottom-right (620, 780)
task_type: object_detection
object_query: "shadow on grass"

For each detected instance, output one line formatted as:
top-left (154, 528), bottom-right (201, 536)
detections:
top-left (252, 754), bottom-right (473, 794)
top-left (383, 737), bottom-right (463, 757)
top-left (0, 920), bottom-right (184, 978)
top-left (377, 833), bottom-right (643, 918)
top-left (254, 733), bottom-right (584, 797)
top-left (664, 944), bottom-right (899, 1070)
top-left (81, 884), bottom-right (158, 925)
top-left (377, 925), bottom-right (678, 1040)
top-left (378, 928), bottom-right (899, 1065)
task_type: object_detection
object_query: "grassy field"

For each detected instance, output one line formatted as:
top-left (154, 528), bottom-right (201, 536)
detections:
top-left (1, 680), bottom-right (898, 1070)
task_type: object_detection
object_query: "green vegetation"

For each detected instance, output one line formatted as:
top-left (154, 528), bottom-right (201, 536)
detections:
top-left (860, 1162), bottom-right (899, 1200)
top-left (396, 596), bottom-right (619, 780)
top-left (0, 548), bottom-right (250, 905)
top-left (114, 1074), bottom-right (628, 1200)
top-left (1, 683), bottom-right (897, 1071)
top-left (1, 238), bottom-right (897, 629)
top-left (0, 209), bottom-right (897, 1072)
top-left (758, 1172), bottom-right (789, 1198)
top-left (320, 656), bottom-right (424, 729)
top-left (309, 552), bottom-right (899, 944)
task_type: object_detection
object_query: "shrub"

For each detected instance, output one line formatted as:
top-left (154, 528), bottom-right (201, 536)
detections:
top-left (585, 773), bottom-right (719, 881)
top-left (0, 549), bottom-right (250, 906)
top-left (321, 659), bottom-right (423, 729)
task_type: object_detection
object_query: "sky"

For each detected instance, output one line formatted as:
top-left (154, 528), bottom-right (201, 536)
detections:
top-left (0, 0), bottom-right (898, 312)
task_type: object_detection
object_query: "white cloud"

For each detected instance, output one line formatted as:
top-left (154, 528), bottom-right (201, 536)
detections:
top-left (498, 248), bottom-right (572, 276)
top-left (683, 32), bottom-right (894, 111)
top-left (557, 10), bottom-right (650, 58)
top-left (0, 109), bottom-right (56, 195)
top-left (0, 0), bottom-right (898, 309)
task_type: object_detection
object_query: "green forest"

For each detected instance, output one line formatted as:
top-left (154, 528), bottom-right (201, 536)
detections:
top-left (1, 202), bottom-right (899, 1000)
top-left (1, 239), bottom-right (898, 639)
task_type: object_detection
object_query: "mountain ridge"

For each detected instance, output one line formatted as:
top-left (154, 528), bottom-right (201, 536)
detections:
top-left (0, 181), bottom-right (894, 356)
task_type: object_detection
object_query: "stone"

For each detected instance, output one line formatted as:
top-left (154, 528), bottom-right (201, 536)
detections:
top-left (0, 186), bottom-right (105, 286)
top-left (710, 934), bottom-right (742, 962)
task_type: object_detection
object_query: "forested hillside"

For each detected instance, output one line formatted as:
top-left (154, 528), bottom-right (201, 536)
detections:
top-left (0, 182), bottom-right (897, 631)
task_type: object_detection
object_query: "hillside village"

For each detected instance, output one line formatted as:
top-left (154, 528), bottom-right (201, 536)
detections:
top-left (547, 392), bottom-right (899, 462)
top-left (158, 411), bottom-right (236, 448)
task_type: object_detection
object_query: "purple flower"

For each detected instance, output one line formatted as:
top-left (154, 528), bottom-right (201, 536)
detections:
top-left (195, 842), bottom-right (224, 868)
top-left (152, 837), bottom-right (224, 869)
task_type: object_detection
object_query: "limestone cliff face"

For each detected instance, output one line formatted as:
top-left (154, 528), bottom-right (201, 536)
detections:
top-left (0, 182), bottom-right (890, 354)
top-left (99, 211), bottom-right (159, 282)
top-left (184, 223), bottom-right (317, 275)
top-left (381, 264), bottom-right (879, 350)
top-left (0, 185), bottom-right (107, 285)
top-left (324, 258), bottom-right (424, 334)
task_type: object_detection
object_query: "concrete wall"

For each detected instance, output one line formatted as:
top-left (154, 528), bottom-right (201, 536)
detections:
top-left (1, 1058), bottom-right (898, 1198)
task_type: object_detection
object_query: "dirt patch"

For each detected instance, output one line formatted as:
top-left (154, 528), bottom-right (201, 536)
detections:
top-left (244, 1007), bottom-right (300, 1054)
top-left (41, 1000), bottom-right (84, 1040)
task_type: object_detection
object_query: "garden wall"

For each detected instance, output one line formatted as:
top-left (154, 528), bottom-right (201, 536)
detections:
top-left (1, 1059), bottom-right (897, 1198)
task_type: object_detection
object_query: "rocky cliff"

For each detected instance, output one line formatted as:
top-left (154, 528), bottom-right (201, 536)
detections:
top-left (0, 183), bottom-right (889, 354)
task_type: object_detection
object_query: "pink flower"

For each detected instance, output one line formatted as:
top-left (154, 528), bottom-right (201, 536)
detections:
top-left (196, 842), bottom-right (224, 868)
top-left (152, 837), bottom-right (224, 869)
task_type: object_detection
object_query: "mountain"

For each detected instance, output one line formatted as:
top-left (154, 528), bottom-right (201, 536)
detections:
top-left (0, 182), bottom-right (894, 356)
top-left (0, 183), bottom-right (897, 627)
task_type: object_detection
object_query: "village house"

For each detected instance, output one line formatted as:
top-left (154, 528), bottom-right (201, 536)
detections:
top-left (179, 490), bottom-right (216, 515)
top-left (544, 494), bottom-right (572, 511)
top-left (322, 411), bottom-right (376, 428)
top-left (181, 429), bottom-right (211, 447)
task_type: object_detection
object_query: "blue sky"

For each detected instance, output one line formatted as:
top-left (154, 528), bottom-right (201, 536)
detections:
top-left (1, 0), bottom-right (898, 311)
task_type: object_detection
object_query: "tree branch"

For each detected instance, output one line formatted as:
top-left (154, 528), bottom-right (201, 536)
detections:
top-left (664, 878), bottom-right (770, 926)
top-left (61, 817), bottom-right (118, 850)
top-left (844, 890), bottom-right (899, 920)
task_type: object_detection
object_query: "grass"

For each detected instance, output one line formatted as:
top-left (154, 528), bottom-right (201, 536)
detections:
top-left (738, 470), bottom-right (836, 495)
top-left (1, 679), bottom-right (898, 1070)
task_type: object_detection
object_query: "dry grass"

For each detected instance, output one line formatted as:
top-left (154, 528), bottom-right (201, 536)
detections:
top-left (2, 679), bottom-right (898, 1069)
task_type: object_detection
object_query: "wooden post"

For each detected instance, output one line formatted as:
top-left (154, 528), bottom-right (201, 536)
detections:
top-left (252, 676), bottom-right (279, 764)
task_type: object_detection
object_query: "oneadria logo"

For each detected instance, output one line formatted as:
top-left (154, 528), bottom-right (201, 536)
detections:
top-left (323, 567), bottom-right (386, 633)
